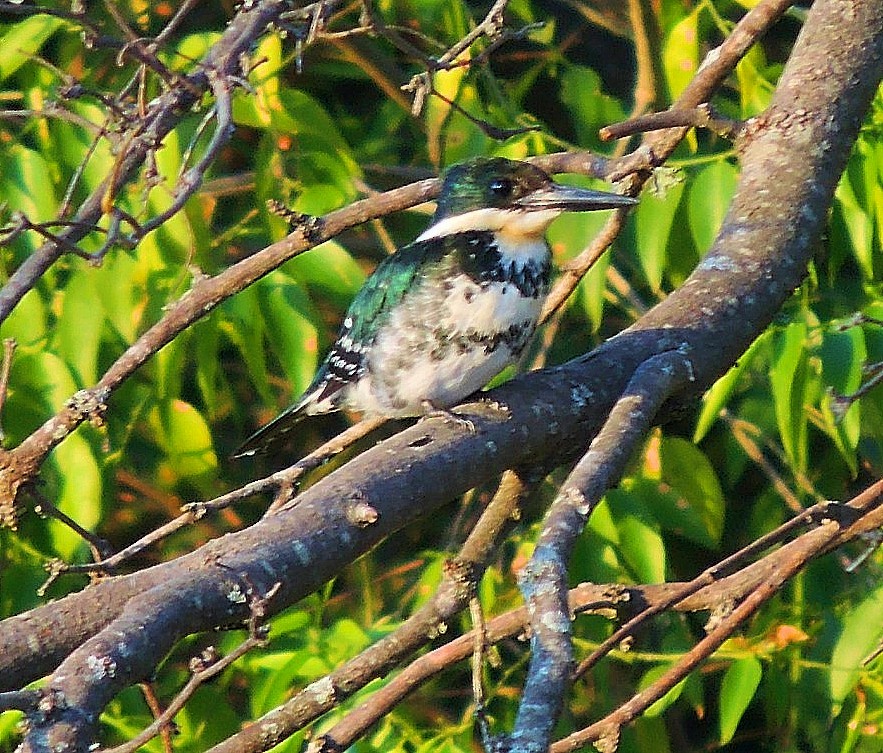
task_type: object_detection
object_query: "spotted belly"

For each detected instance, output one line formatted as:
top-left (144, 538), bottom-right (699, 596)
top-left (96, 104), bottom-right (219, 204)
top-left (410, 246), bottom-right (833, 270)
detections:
top-left (344, 274), bottom-right (546, 415)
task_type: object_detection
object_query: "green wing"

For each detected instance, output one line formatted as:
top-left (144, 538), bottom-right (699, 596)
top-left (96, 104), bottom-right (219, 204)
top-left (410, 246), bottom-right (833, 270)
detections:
top-left (345, 235), bottom-right (453, 344)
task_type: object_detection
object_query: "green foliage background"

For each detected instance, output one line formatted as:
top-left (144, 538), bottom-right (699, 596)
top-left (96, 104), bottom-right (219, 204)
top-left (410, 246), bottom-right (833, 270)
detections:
top-left (0, 1), bottom-right (881, 752)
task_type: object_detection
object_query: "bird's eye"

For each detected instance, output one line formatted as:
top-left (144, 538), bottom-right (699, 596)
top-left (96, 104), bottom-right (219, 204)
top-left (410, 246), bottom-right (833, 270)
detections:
top-left (489, 177), bottom-right (513, 197)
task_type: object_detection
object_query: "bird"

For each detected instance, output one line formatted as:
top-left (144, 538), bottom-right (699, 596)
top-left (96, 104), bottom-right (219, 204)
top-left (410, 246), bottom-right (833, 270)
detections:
top-left (235, 156), bottom-right (637, 457)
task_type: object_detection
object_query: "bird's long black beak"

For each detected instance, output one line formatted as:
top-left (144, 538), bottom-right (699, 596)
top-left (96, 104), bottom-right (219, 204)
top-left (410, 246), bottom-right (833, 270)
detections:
top-left (516, 182), bottom-right (638, 212)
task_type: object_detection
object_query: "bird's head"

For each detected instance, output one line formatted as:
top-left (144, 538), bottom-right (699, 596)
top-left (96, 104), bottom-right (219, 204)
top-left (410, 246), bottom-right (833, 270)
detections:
top-left (424, 157), bottom-right (637, 241)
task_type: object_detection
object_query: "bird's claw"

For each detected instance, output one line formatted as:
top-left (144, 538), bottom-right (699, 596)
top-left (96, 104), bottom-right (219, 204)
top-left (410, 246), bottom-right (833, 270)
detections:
top-left (420, 401), bottom-right (476, 433)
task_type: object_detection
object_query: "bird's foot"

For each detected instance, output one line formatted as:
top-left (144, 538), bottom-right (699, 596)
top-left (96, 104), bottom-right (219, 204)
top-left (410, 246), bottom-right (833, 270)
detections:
top-left (420, 400), bottom-right (476, 433)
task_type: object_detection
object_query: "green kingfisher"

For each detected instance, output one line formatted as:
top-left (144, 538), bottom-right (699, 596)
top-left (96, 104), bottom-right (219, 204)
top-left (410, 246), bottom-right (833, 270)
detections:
top-left (235, 157), bottom-right (637, 457)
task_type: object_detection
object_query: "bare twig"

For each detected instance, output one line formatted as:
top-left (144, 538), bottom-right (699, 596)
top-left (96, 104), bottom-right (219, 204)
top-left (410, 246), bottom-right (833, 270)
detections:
top-left (265, 416), bottom-right (389, 513)
top-left (544, 0), bottom-right (798, 322)
top-left (601, 103), bottom-right (745, 142)
top-left (28, 485), bottom-right (113, 568)
top-left (539, 208), bottom-right (632, 325)
top-left (470, 595), bottom-right (491, 747)
top-left (0, 339), bottom-right (16, 439)
top-left (138, 683), bottom-right (176, 753)
top-left (572, 497), bottom-right (851, 681)
top-left (0, 149), bottom-right (618, 523)
top-left (0, 0), bottom-right (293, 324)
top-left (550, 505), bottom-right (849, 753)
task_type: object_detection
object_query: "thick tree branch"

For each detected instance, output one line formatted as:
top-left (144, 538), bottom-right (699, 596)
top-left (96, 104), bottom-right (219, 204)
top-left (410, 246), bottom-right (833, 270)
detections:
top-left (543, 0), bottom-right (796, 322)
top-left (206, 469), bottom-right (536, 753)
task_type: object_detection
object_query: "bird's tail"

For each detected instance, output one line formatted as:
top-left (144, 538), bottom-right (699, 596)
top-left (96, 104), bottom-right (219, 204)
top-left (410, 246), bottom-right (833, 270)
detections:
top-left (232, 370), bottom-right (344, 458)
top-left (232, 402), bottom-right (310, 458)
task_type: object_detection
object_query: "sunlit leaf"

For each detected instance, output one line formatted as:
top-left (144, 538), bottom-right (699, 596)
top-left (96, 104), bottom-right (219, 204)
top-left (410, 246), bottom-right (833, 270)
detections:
top-left (662, 12), bottom-right (699, 100)
top-left (719, 656), bottom-right (763, 744)
top-left (641, 664), bottom-right (687, 717)
top-left (688, 160), bottom-right (738, 253)
top-left (0, 15), bottom-right (64, 82)
top-left (830, 580), bottom-right (883, 709)
top-left (149, 399), bottom-right (218, 487)
top-left (694, 331), bottom-right (769, 442)
top-left (54, 267), bottom-right (103, 385)
top-left (258, 273), bottom-right (322, 400)
top-left (634, 179), bottom-right (686, 292)
top-left (605, 489), bottom-right (666, 583)
top-left (770, 321), bottom-right (809, 473)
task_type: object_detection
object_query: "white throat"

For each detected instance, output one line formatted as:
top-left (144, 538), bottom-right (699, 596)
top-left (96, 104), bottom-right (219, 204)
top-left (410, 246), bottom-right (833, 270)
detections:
top-left (416, 207), bottom-right (562, 243)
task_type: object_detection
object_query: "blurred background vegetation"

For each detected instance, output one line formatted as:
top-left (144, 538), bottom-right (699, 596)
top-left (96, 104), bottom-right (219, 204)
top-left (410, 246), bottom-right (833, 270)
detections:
top-left (0, 1), bottom-right (881, 751)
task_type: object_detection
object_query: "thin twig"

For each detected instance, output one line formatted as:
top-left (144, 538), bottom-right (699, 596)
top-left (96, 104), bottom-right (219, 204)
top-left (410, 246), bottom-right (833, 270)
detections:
top-left (470, 595), bottom-right (491, 747)
top-left (601, 104), bottom-right (745, 142)
top-left (724, 412), bottom-right (806, 514)
top-left (266, 416), bottom-right (389, 514)
top-left (551, 509), bottom-right (841, 753)
top-left (29, 485), bottom-right (113, 569)
top-left (0, 339), bottom-right (16, 440)
top-left (312, 482), bottom-right (882, 753)
top-left (539, 209), bottom-right (632, 325)
top-left (572, 497), bottom-right (847, 680)
top-left (138, 683), bottom-right (176, 753)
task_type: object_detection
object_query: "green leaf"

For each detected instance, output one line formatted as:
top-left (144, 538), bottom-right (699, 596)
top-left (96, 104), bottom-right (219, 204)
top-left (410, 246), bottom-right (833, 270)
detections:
top-left (832, 174), bottom-right (876, 281)
top-left (257, 273), bottom-right (322, 402)
top-left (735, 44), bottom-right (774, 116)
top-left (53, 267), bottom-right (104, 385)
top-left (0, 15), bottom-right (65, 82)
top-left (223, 287), bottom-right (272, 406)
top-left (694, 330), bottom-right (769, 442)
top-left (688, 160), bottom-right (738, 252)
top-left (193, 318), bottom-right (222, 416)
top-left (719, 656), bottom-right (763, 744)
top-left (3, 145), bottom-right (57, 218)
top-left (559, 65), bottom-right (627, 150)
top-left (641, 664), bottom-right (687, 717)
top-left (287, 241), bottom-right (366, 311)
top-left (0, 286), bottom-right (47, 349)
top-left (605, 489), bottom-right (666, 583)
top-left (2, 351), bottom-right (102, 558)
top-left (92, 252), bottom-right (142, 343)
top-left (149, 399), bottom-right (218, 488)
top-left (658, 437), bottom-right (725, 548)
top-left (770, 321), bottom-right (809, 473)
top-left (634, 178), bottom-right (686, 292)
top-left (830, 579), bottom-right (883, 709)
top-left (50, 431), bottom-right (102, 560)
top-left (662, 12), bottom-right (699, 100)
top-left (819, 326), bottom-right (865, 473)
top-left (547, 179), bottom-right (622, 331)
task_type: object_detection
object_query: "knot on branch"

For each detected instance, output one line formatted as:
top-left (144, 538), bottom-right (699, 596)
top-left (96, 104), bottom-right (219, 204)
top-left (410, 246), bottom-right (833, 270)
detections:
top-left (63, 387), bottom-right (110, 429)
top-left (442, 557), bottom-right (479, 599)
top-left (267, 199), bottom-right (325, 243)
